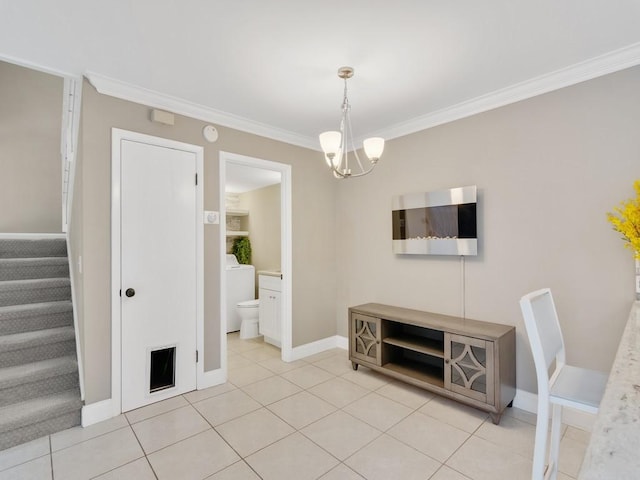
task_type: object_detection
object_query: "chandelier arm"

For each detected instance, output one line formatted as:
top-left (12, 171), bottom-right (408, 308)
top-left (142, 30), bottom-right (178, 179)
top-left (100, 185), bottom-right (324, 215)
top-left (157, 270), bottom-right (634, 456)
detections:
top-left (320, 66), bottom-right (382, 179)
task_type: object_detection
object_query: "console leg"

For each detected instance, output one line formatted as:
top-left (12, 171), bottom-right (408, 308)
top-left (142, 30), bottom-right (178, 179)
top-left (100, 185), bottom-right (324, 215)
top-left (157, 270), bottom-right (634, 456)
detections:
top-left (351, 362), bottom-right (359, 371)
top-left (490, 412), bottom-right (502, 425)
top-left (507, 400), bottom-right (513, 408)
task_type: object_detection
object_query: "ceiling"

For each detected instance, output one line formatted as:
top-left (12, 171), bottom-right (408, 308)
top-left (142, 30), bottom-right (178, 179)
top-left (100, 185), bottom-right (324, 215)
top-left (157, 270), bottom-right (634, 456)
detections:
top-left (2, 1), bottom-right (640, 150)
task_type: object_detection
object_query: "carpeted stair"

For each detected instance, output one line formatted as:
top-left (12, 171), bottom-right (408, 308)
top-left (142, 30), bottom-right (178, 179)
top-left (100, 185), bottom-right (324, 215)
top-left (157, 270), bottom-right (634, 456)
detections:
top-left (0, 237), bottom-right (82, 451)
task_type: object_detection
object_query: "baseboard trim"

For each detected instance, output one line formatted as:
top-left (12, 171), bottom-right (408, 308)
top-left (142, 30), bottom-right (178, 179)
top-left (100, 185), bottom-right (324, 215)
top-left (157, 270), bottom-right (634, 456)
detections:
top-left (81, 399), bottom-right (114, 427)
top-left (336, 335), bottom-right (348, 350)
top-left (288, 335), bottom-right (346, 361)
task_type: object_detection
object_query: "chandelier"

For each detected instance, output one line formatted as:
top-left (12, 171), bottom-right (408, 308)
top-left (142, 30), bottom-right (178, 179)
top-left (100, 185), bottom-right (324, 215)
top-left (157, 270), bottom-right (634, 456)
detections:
top-left (319, 66), bottom-right (385, 179)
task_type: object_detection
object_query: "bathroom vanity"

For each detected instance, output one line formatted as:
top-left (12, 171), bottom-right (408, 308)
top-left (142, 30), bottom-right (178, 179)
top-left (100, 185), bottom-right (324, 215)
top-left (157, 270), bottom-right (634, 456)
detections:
top-left (349, 303), bottom-right (516, 424)
top-left (258, 272), bottom-right (281, 347)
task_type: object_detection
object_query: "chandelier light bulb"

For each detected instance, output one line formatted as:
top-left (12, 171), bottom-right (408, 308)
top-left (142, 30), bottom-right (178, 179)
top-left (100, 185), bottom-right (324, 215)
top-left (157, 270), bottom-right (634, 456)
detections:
top-left (318, 66), bottom-right (384, 179)
top-left (319, 131), bottom-right (341, 157)
top-left (363, 137), bottom-right (385, 163)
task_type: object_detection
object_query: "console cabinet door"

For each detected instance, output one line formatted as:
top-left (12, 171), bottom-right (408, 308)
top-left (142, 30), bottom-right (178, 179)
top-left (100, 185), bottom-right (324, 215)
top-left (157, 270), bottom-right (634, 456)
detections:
top-left (444, 333), bottom-right (494, 405)
top-left (350, 313), bottom-right (382, 366)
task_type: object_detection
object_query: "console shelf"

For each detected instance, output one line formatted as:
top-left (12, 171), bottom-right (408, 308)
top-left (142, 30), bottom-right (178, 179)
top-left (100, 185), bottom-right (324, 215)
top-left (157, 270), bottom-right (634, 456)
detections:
top-left (383, 335), bottom-right (444, 358)
top-left (349, 303), bottom-right (516, 424)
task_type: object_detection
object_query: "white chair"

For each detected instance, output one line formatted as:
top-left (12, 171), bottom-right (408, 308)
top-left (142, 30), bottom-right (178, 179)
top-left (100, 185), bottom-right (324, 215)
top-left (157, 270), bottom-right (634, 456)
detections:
top-left (519, 288), bottom-right (608, 480)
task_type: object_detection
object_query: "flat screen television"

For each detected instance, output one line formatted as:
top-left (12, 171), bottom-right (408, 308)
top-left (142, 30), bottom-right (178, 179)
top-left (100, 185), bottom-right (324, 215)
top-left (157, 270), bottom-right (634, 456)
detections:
top-left (392, 185), bottom-right (477, 255)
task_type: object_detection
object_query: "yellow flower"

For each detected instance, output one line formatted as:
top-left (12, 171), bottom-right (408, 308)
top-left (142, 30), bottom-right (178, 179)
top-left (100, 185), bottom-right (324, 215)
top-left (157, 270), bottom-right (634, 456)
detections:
top-left (607, 180), bottom-right (640, 260)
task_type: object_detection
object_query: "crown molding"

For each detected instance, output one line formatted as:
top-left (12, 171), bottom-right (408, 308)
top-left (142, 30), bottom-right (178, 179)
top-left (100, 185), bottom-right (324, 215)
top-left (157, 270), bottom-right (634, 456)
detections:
top-left (87, 42), bottom-right (640, 150)
top-left (360, 41), bottom-right (640, 144)
top-left (85, 72), bottom-right (319, 151)
top-left (0, 53), bottom-right (80, 80)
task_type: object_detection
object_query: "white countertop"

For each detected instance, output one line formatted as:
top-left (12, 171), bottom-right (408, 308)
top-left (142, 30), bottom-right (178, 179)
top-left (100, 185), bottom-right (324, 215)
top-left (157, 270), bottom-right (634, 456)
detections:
top-left (257, 270), bottom-right (281, 278)
top-left (579, 301), bottom-right (640, 479)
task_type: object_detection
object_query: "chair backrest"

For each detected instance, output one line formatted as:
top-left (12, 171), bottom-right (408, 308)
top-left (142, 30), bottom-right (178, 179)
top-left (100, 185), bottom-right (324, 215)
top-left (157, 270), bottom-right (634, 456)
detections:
top-left (520, 288), bottom-right (566, 393)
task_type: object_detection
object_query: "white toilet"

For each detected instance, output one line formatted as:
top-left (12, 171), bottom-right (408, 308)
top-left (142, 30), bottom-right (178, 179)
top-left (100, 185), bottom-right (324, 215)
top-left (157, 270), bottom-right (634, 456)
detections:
top-left (226, 254), bottom-right (260, 339)
top-left (238, 299), bottom-right (260, 339)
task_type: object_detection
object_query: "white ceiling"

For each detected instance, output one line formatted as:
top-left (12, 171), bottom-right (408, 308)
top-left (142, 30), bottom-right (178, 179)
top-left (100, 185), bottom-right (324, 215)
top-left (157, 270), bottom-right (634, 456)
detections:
top-left (226, 163), bottom-right (281, 194)
top-left (2, 1), bottom-right (640, 150)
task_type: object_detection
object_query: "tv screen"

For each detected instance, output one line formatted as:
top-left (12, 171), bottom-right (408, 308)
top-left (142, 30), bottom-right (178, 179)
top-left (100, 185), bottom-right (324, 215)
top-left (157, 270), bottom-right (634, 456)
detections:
top-left (392, 185), bottom-right (478, 255)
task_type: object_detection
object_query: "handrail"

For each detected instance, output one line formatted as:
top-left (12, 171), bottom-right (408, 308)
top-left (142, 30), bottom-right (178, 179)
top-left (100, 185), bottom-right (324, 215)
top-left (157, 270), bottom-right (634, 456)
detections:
top-left (60, 76), bottom-right (85, 401)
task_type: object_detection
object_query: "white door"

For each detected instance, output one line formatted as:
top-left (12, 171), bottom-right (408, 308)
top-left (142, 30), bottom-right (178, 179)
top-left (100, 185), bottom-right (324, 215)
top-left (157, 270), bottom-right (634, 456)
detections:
top-left (120, 139), bottom-right (198, 412)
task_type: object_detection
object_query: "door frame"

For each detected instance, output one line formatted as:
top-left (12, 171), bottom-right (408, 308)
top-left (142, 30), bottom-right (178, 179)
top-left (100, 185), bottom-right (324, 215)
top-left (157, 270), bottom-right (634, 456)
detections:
top-left (219, 151), bottom-right (293, 364)
top-left (111, 128), bottom-right (204, 416)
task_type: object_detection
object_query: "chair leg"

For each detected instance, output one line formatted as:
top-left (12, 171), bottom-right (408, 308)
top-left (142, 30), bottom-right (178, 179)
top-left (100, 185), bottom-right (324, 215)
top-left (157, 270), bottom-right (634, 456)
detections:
top-left (547, 403), bottom-right (562, 479)
top-left (532, 400), bottom-right (549, 480)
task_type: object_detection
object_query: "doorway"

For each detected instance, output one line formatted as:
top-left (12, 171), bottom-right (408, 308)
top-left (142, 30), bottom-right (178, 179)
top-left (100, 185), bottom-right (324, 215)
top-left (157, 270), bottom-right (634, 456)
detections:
top-left (112, 129), bottom-right (204, 414)
top-left (219, 152), bottom-right (292, 365)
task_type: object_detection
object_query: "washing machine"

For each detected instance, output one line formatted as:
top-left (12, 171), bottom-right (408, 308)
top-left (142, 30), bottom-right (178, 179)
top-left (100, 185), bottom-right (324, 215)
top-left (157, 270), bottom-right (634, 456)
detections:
top-left (225, 254), bottom-right (255, 333)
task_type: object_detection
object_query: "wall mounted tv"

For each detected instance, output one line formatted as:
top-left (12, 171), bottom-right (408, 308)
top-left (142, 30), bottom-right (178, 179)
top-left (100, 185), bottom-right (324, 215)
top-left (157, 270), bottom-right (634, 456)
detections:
top-left (392, 185), bottom-right (477, 255)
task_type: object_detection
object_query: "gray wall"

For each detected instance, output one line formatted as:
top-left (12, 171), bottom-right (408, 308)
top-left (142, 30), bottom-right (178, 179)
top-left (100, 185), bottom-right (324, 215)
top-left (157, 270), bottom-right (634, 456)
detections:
top-left (335, 66), bottom-right (640, 395)
top-left (80, 80), bottom-right (337, 404)
top-left (0, 61), bottom-right (63, 233)
top-left (239, 183), bottom-right (281, 295)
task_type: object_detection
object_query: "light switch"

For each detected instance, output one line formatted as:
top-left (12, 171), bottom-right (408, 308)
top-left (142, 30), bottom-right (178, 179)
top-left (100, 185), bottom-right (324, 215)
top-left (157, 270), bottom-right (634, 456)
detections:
top-left (204, 211), bottom-right (219, 224)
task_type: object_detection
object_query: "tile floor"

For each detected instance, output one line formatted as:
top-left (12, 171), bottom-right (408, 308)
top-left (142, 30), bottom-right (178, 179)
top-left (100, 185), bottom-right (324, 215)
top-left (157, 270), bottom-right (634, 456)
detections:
top-left (0, 333), bottom-right (590, 480)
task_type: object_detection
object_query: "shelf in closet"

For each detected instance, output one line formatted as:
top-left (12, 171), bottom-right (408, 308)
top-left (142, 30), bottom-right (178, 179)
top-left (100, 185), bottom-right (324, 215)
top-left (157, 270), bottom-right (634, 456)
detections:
top-left (226, 231), bottom-right (249, 237)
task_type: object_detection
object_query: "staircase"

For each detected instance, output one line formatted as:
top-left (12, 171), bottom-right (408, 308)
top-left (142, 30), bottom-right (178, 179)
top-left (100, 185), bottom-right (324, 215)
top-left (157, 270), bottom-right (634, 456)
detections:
top-left (0, 237), bottom-right (82, 451)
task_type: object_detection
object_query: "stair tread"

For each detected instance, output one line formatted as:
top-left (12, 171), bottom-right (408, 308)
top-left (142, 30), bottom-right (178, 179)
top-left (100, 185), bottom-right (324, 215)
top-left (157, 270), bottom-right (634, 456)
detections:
top-left (0, 238), bottom-right (67, 259)
top-left (0, 257), bottom-right (68, 265)
top-left (0, 356), bottom-right (78, 390)
top-left (0, 300), bottom-right (72, 317)
top-left (0, 390), bottom-right (82, 433)
top-left (0, 326), bottom-right (76, 353)
top-left (0, 278), bottom-right (70, 291)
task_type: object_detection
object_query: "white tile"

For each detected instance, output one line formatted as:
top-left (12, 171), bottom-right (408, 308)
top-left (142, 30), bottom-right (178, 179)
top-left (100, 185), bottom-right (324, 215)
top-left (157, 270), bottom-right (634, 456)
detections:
top-left (92, 458), bottom-right (156, 479)
top-left (206, 460), bottom-right (260, 479)
top-left (0, 455), bottom-right (51, 480)
top-left (260, 356), bottom-right (307, 374)
top-left (240, 345), bottom-right (280, 362)
top-left (375, 380), bottom-right (434, 409)
top-left (52, 427), bottom-right (143, 480)
top-left (308, 377), bottom-right (369, 408)
top-left (502, 406), bottom-right (538, 426)
top-left (388, 411), bottom-right (470, 463)
top-left (343, 392), bottom-right (413, 431)
top-left (147, 429), bottom-right (239, 480)
top-left (558, 435), bottom-right (589, 478)
top-left (301, 410), bottom-right (381, 461)
top-left (51, 414), bottom-right (129, 451)
top-left (312, 354), bottom-right (354, 376)
top-left (240, 375), bottom-right (301, 405)
top-left (280, 364), bottom-right (335, 389)
top-left (302, 348), bottom-right (344, 363)
top-left (183, 382), bottom-right (237, 404)
top-left (267, 391), bottom-right (336, 429)
top-left (318, 463), bottom-right (365, 480)
top-left (419, 397), bottom-right (488, 433)
top-left (227, 354), bottom-right (254, 370)
top-left (0, 436), bottom-right (49, 472)
top-left (193, 389), bottom-right (261, 426)
top-left (345, 434), bottom-right (440, 480)
top-left (226, 338), bottom-right (263, 353)
top-left (340, 368), bottom-right (390, 390)
top-left (227, 363), bottom-right (274, 387)
top-left (216, 408), bottom-right (295, 457)
top-left (564, 425), bottom-right (591, 445)
top-left (246, 432), bottom-right (338, 480)
top-left (446, 436), bottom-right (532, 480)
top-left (430, 465), bottom-right (472, 480)
top-left (131, 405), bottom-right (210, 454)
top-left (474, 414), bottom-right (537, 460)
top-left (125, 395), bottom-right (189, 424)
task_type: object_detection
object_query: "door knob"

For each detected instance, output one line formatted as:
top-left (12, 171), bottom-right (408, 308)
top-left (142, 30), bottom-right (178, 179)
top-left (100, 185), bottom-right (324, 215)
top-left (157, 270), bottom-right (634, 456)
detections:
top-left (125, 288), bottom-right (136, 297)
